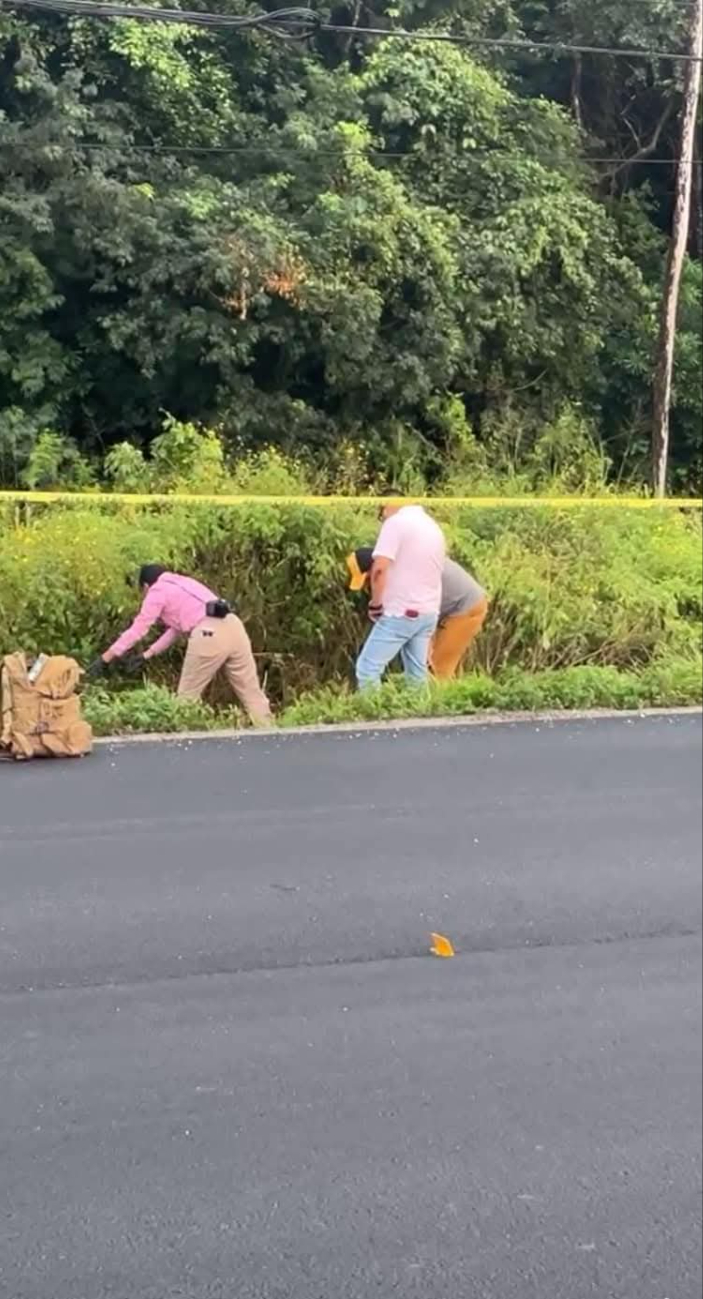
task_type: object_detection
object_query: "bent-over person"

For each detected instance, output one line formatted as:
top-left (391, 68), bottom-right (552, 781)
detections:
top-left (89, 565), bottom-right (272, 726)
top-left (347, 548), bottom-right (488, 680)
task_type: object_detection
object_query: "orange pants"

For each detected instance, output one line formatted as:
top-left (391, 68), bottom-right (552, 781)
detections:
top-left (178, 614), bottom-right (272, 726)
top-left (430, 598), bottom-right (488, 680)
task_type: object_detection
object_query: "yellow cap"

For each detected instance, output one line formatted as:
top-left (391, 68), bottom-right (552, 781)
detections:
top-left (346, 552), bottom-right (368, 592)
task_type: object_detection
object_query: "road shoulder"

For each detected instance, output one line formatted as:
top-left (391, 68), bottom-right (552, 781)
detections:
top-left (94, 704), bottom-right (702, 746)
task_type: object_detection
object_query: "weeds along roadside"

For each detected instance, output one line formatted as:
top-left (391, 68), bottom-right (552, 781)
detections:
top-left (0, 496), bottom-right (700, 728)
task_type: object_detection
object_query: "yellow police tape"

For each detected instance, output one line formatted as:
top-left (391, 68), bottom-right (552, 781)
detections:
top-left (0, 490), bottom-right (701, 509)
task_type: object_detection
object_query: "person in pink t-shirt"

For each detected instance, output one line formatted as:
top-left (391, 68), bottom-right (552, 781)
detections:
top-left (88, 565), bottom-right (271, 726)
top-left (355, 504), bottom-right (446, 689)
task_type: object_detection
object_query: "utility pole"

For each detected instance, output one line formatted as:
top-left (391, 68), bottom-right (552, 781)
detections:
top-left (651, 0), bottom-right (702, 497)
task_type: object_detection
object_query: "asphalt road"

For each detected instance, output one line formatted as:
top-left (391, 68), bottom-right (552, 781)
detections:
top-left (0, 713), bottom-right (701, 1299)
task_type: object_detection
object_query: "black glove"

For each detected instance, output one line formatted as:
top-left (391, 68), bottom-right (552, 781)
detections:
top-left (87, 657), bottom-right (107, 679)
top-left (122, 653), bottom-right (146, 676)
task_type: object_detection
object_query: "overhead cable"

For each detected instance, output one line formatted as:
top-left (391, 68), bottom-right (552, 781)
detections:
top-left (0, 137), bottom-right (699, 165)
top-left (3, 0), bottom-right (702, 61)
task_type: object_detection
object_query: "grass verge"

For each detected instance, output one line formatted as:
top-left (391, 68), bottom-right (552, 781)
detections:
top-left (83, 657), bottom-right (702, 737)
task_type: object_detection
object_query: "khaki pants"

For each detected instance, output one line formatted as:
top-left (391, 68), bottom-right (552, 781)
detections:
top-left (178, 615), bottom-right (272, 725)
top-left (430, 597), bottom-right (488, 680)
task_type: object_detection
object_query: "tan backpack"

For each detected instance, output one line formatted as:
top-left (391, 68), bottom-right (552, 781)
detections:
top-left (0, 652), bottom-right (93, 761)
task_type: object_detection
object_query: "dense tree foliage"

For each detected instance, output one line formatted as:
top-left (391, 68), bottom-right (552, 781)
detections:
top-left (1, 0), bottom-right (701, 488)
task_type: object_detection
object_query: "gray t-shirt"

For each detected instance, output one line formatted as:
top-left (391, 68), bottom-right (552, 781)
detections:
top-left (441, 558), bottom-right (485, 618)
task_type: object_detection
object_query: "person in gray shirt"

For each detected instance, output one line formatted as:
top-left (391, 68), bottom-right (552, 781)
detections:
top-left (347, 548), bottom-right (488, 679)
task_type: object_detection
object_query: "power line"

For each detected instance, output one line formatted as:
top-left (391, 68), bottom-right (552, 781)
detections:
top-left (316, 21), bottom-right (703, 64)
top-left (3, 0), bottom-right (702, 61)
top-left (0, 137), bottom-right (699, 165)
top-left (1, 0), bottom-right (320, 37)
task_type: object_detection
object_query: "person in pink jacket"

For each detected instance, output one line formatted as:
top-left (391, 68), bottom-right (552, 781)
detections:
top-left (89, 565), bottom-right (271, 726)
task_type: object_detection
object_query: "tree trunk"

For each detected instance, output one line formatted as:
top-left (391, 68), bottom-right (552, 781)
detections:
top-left (571, 54), bottom-right (584, 129)
top-left (652, 0), bottom-right (703, 496)
top-left (692, 119), bottom-right (703, 258)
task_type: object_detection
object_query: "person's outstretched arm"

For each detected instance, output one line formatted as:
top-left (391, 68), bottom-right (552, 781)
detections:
top-left (102, 586), bottom-right (165, 663)
top-left (143, 627), bottom-right (179, 660)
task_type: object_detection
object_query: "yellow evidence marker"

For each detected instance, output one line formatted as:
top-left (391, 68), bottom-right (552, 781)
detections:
top-left (430, 933), bottom-right (455, 958)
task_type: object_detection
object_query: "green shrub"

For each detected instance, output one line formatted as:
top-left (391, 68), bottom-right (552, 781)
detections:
top-left (81, 659), bottom-right (701, 736)
top-left (23, 431), bottom-right (94, 490)
top-left (279, 658), bottom-right (701, 729)
top-left (0, 500), bottom-right (700, 710)
top-left (229, 447), bottom-right (319, 497)
top-left (83, 684), bottom-right (239, 735)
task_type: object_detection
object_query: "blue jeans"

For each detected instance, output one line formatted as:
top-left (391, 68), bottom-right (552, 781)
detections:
top-left (356, 612), bottom-right (438, 689)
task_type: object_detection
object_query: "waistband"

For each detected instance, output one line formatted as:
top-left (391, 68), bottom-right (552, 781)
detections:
top-left (189, 612), bottom-right (236, 634)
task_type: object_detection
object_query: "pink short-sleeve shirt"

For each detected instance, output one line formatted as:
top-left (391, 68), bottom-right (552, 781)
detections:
top-left (373, 506), bottom-right (445, 617)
